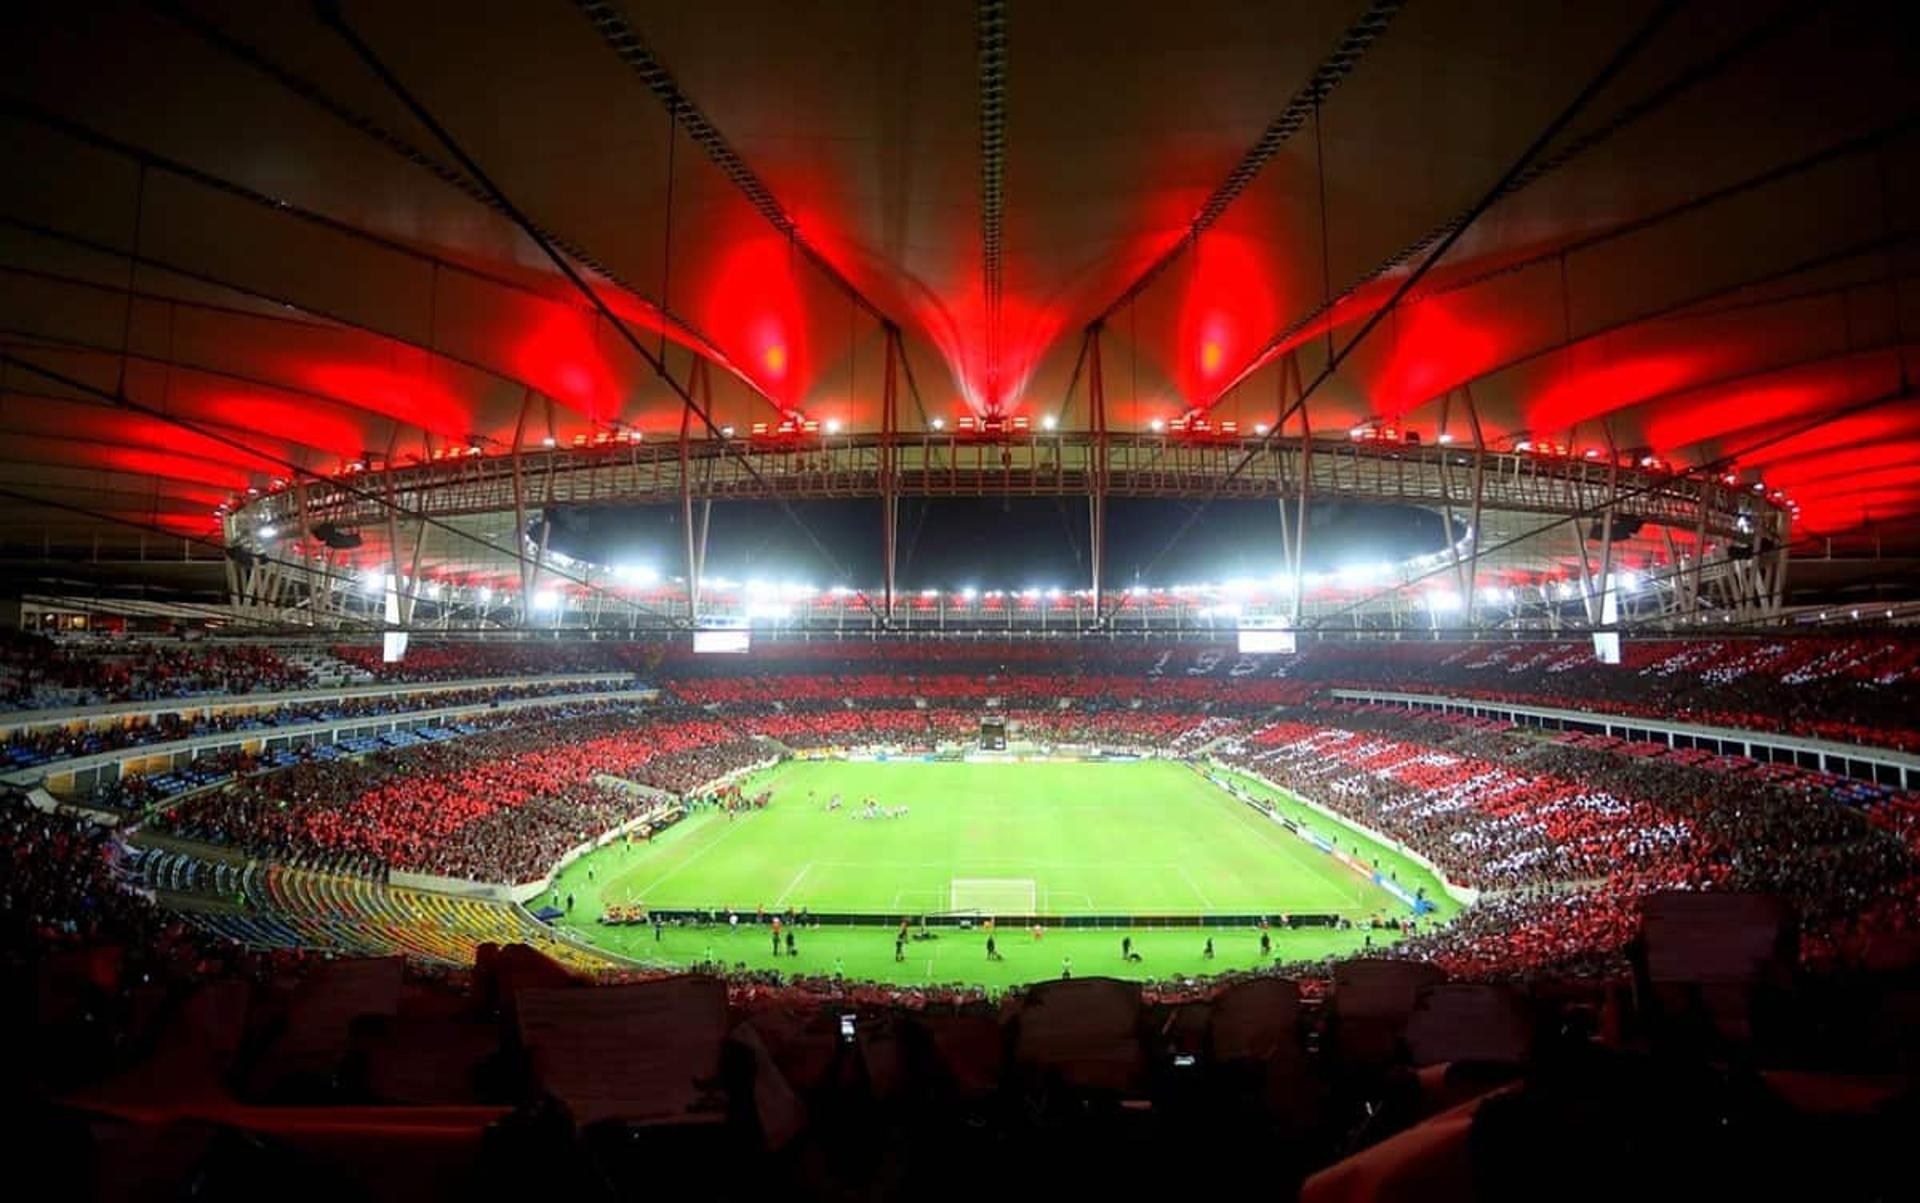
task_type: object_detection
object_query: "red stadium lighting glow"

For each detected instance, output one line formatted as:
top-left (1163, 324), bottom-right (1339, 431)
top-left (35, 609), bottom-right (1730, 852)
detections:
top-left (1176, 231), bottom-right (1280, 406)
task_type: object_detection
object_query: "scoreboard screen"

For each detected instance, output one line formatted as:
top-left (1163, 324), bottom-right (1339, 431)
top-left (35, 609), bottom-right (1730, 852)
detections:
top-left (1238, 628), bottom-right (1297, 654)
top-left (693, 629), bottom-right (751, 654)
top-left (979, 715), bottom-right (1008, 751)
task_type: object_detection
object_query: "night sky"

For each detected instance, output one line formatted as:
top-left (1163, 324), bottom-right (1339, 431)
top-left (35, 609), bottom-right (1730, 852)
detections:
top-left (538, 498), bottom-right (1456, 590)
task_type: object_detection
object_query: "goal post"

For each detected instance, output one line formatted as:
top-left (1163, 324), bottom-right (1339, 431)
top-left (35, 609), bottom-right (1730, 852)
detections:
top-left (948, 877), bottom-right (1038, 916)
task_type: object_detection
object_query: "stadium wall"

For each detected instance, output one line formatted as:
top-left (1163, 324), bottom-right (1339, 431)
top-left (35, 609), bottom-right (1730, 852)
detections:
top-left (392, 798), bottom-right (688, 904)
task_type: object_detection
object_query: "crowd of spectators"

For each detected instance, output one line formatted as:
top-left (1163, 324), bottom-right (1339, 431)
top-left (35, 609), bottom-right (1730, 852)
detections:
top-left (0, 799), bottom-right (316, 1092)
top-left (327, 639), bottom-right (656, 681)
top-left (1, 679), bottom-right (627, 771)
top-left (1284, 636), bottom-right (1920, 751)
top-left (629, 634), bottom-right (1920, 749)
top-left (668, 669), bottom-right (1311, 712)
top-left (12, 631), bottom-right (1918, 749)
top-left (1, 634), bottom-right (309, 710)
top-left (1221, 717), bottom-right (1705, 892)
top-left (1219, 701), bottom-right (1920, 979)
top-left (150, 706), bottom-right (772, 882)
top-left (8, 629), bottom-right (1920, 1009)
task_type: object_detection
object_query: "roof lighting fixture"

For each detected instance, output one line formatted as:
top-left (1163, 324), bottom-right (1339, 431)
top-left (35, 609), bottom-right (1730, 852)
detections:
top-left (1041, 414), bottom-right (1057, 431)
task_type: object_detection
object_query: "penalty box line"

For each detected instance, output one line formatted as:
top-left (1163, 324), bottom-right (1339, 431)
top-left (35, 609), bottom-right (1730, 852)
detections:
top-left (948, 877), bottom-right (1038, 914)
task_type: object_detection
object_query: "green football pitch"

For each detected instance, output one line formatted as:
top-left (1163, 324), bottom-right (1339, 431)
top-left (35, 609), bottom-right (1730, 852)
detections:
top-left (548, 758), bottom-right (1458, 986)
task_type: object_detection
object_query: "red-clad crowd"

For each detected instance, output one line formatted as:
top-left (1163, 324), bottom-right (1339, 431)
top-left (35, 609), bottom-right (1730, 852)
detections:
top-left (327, 640), bottom-right (657, 681)
top-left (12, 631), bottom-right (1919, 749)
top-left (153, 708), bottom-right (771, 882)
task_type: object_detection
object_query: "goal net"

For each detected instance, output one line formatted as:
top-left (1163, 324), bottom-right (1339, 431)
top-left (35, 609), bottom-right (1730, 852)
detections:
top-left (948, 877), bottom-right (1038, 916)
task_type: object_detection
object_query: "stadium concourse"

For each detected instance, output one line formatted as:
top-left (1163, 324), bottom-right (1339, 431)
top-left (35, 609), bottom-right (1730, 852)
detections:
top-left (3, 631), bottom-right (1919, 1196)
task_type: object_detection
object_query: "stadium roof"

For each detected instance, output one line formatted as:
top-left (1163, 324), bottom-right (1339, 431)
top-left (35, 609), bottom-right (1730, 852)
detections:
top-left (2, 0), bottom-right (1916, 596)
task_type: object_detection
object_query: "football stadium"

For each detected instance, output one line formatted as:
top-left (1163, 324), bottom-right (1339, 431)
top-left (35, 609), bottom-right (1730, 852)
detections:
top-left (4, 1), bottom-right (1919, 1198)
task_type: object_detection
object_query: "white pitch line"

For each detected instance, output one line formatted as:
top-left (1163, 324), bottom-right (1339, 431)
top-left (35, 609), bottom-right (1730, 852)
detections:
top-left (774, 862), bottom-right (814, 907)
top-left (1177, 864), bottom-right (1217, 910)
top-left (629, 814), bottom-right (755, 898)
top-left (1205, 777), bottom-right (1368, 910)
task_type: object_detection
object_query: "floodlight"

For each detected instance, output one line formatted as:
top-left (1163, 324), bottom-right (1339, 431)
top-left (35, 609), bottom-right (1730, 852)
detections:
top-left (532, 589), bottom-right (561, 611)
top-left (1041, 414), bottom-right (1057, 431)
top-left (258, 525), bottom-right (277, 540)
top-left (825, 418), bottom-right (842, 434)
